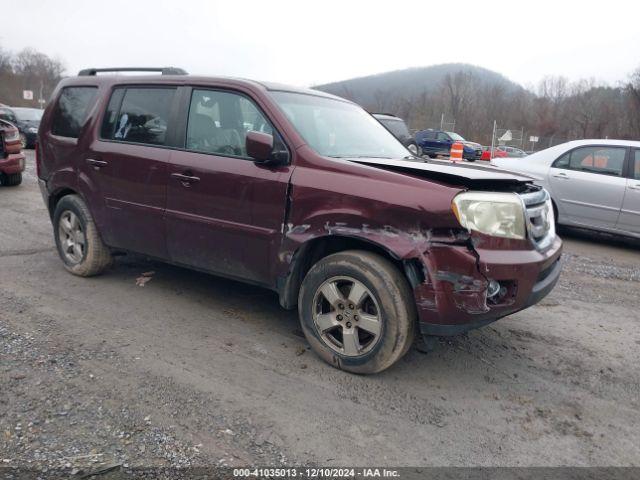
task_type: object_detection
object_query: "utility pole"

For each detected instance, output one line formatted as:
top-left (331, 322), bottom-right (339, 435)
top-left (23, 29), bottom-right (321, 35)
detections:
top-left (490, 120), bottom-right (497, 159)
top-left (38, 80), bottom-right (45, 109)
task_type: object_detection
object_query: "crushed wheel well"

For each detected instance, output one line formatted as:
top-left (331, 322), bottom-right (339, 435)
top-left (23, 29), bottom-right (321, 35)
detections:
top-left (278, 235), bottom-right (416, 310)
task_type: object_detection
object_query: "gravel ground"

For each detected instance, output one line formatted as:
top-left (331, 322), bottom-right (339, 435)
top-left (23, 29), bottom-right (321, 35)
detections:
top-left (1, 151), bottom-right (639, 473)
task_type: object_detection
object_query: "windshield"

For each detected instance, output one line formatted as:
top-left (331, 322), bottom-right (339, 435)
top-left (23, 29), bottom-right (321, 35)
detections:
top-left (447, 131), bottom-right (465, 141)
top-left (271, 92), bottom-right (410, 159)
top-left (13, 108), bottom-right (43, 122)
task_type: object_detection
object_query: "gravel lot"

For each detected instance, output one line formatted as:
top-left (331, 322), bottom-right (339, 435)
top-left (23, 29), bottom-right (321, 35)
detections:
top-left (1, 151), bottom-right (639, 472)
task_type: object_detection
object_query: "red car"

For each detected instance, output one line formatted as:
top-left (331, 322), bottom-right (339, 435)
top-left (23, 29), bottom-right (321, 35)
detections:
top-left (480, 146), bottom-right (508, 161)
top-left (37, 67), bottom-right (562, 373)
top-left (0, 119), bottom-right (25, 186)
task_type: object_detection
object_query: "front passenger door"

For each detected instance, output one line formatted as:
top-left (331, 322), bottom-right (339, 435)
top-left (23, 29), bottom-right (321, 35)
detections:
top-left (436, 132), bottom-right (452, 154)
top-left (166, 88), bottom-right (292, 286)
top-left (548, 145), bottom-right (628, 229)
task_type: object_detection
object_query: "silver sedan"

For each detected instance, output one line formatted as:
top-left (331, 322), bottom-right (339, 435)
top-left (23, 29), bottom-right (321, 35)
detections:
top-left (492, 139), bottom-right (640, 239)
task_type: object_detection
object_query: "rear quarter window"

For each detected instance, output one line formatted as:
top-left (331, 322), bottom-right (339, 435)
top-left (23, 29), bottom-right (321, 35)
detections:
top-left (51, 87), bottom-right (98, 138)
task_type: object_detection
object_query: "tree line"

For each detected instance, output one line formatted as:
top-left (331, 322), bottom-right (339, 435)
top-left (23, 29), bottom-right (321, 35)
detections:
top-left (1, 43), bottom-right (639, 150)
top-left (364, 68), bottom-right (640, 149)
top-left (0, 44), bottom-right (64, 108)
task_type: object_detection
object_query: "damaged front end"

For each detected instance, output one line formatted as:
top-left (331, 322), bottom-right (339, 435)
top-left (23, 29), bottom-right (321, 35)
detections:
top-left (277, 155), bottom-right (562, 337)
top-left (407, 225), bottom-right (562, 337)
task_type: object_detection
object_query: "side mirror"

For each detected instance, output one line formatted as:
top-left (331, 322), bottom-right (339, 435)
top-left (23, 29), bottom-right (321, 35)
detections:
top-left (246, 131), bottom-right (290, 165)
top-left (246, 131), bottom-right (274, 162)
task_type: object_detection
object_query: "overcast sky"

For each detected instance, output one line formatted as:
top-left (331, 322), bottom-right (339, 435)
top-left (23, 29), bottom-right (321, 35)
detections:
top-left (2, 0), bottom-right (639, 88)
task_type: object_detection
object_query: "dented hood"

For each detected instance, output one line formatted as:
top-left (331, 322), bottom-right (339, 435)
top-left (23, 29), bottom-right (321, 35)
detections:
top-left (349, 157), bottom-right (534, 188)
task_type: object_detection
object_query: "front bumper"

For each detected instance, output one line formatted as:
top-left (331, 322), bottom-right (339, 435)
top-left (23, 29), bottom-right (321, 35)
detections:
top-left (414, 236), bottom-right (562, 336)
top-left (463, 149), bottom-right (482, 160)
top-left (0, 153), bottom-right (26, 175)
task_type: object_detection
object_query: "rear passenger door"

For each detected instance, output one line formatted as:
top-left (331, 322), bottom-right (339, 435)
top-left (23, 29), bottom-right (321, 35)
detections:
top-left (617, 149), bottom-right (640, 234)
top-left (165, 87), bottom-right (292, 285)
top-left (87, 86), bottom-right (179, 258)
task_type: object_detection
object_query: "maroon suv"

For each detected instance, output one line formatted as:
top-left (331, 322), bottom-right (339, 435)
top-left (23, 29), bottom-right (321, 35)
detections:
top-left (37, 67), bottom-right (562, 373)
top-left (0, 119), bottom-right (26, 186)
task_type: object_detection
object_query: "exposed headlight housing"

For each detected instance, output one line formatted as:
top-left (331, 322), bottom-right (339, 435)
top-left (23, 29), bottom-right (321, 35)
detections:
top-left (4, 128), bottom-right (20, 143)
top-left (452, 191), bottom-right (526, 239)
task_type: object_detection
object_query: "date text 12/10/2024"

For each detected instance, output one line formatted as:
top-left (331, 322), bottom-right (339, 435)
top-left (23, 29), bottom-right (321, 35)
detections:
top-left (233, 468), bottom-right (401, 478)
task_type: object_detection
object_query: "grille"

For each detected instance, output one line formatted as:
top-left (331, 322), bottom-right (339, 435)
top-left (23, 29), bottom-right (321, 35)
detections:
top-left (519, 188), bottom-right (555, 251)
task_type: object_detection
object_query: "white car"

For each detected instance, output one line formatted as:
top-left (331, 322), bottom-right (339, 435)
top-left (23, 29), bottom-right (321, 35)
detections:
top-left (491, 139), bottom-right (640, 239)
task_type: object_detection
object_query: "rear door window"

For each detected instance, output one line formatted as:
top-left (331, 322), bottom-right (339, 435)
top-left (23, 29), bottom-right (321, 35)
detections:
top-left (51, 87), bottom-right (98, 138)
top-left (101, 87), bottom-right (176, 146)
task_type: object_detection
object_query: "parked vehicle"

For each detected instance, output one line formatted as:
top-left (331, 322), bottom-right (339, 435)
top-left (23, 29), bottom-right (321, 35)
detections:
top-left (415, 129), bottom-right (482, 161)
top-left (372, 113), bottom-right (420, 156)
top-left (37, 67), bottom-right (562, 373)
top-left (480, 146), bottom-right (508, 161)
top-left (497, 146), bottom-right (527, 158)
top-left (0, 119), bottom-right (26, 186)
top-left (0, 106), bottom-right (43, 149)
top-left (492, 140), bottom-right (640, 239)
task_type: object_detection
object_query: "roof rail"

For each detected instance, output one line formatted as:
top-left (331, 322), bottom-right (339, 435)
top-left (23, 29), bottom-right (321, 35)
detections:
top-left (78, 67), bottom-right (188, 76)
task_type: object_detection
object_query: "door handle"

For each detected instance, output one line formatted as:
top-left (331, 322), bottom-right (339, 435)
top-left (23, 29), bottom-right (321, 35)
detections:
top-left (171, 172), bottom-right (200, 184)
top-left (629, 183), bottom-right (640, 190)
top-left (86, 158), bottom-right (108, 169)
top-left (552, 172), bottom-right (569, 179)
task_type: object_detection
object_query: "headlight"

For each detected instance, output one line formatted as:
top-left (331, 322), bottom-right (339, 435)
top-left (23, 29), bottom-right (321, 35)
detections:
top-left (4, 129), bottom-right (19, 143)
top-left (27, 127), bottom-right (38, 133)
top-left (451, 191), bottom-right (526, 239)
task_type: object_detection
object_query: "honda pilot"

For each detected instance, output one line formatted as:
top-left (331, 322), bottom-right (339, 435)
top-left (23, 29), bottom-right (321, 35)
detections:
top-left (37, 67), bottom-right (562, 373)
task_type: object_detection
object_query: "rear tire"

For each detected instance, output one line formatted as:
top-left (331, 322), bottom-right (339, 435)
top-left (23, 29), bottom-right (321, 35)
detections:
top-left (53, 194), bottom-right (113, 277)
top-left (1, 172), bottom-right (22, 186)
top-left (298, 250), bottom-right (416, 374)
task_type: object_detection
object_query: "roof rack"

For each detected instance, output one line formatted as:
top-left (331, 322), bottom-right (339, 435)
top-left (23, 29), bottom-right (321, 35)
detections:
top-left (78, 67), bottom-right (188, 76)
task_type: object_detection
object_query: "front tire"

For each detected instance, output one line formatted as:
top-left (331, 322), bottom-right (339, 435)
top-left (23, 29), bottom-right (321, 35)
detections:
top-left (53, 195), bottom-right (113, 277)
top-left (298, 250), bottom-right (416, 374)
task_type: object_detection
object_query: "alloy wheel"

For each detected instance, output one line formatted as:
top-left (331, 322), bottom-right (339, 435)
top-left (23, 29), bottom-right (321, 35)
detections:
top-left (312, 276), bottom-right (383, 356)
top-left (58, 211), bottom-right (86, 264)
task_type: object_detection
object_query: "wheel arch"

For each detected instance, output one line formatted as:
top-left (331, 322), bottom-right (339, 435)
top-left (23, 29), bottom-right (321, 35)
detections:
top-left (278, 233), bottom-right (419, 310)
top-left (48, 187), bottom-right (80, 219)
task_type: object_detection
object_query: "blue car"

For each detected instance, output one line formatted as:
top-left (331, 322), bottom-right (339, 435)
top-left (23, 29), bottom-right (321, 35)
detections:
top-left (415, 129), bottom-right (482, 161)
